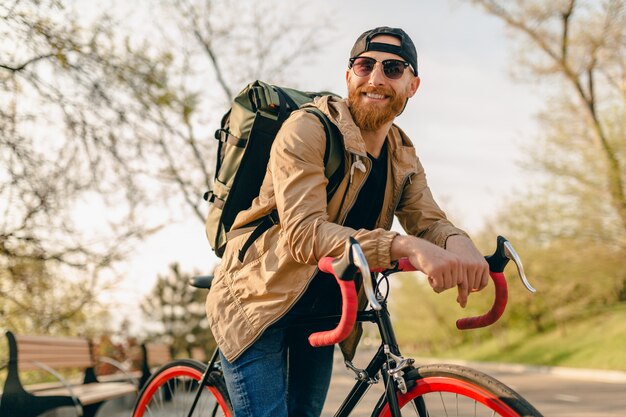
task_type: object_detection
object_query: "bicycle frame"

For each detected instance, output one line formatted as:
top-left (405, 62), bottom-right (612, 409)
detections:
top-left (196, 296), bottom-right (412, 417)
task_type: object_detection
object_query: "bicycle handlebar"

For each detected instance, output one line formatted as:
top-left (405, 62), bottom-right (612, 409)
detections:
top-left (456, 235), bottom-right (535, 330)
top-left (455, 271), bottom-right (507, 329)
top-left (309, 240), bottom-right (361, 347)
top-left (308, 235), bottom-right (536, 347)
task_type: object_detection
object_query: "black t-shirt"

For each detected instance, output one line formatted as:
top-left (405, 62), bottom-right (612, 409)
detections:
top-left (292, 142), bottom-right (389, 317)
top-left (344, 143), bottom-right (388, 230)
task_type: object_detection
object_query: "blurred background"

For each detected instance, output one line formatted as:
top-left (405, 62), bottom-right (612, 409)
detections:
top-left (1, 0), bottom-right (625, 375)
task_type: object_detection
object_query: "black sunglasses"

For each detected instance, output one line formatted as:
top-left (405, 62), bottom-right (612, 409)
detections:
top-left (348, 57), bottom-right (411, 80)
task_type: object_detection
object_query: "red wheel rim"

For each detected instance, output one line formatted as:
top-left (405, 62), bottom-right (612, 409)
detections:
top-left (378, 376), bottom-right (522, 417)
top-left (134, 365), bottom-right (231, 416)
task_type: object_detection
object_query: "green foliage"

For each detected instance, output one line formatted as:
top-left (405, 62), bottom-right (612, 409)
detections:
top-left (0, 256), bottom-right (111, 336)
top-left (391, 272), bottom-right (471, 354)
top-left (140, 263), bottom-right (215, 358)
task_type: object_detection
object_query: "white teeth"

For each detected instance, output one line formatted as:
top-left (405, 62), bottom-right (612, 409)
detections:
top-left (365, 93), bottom-right (385, 99)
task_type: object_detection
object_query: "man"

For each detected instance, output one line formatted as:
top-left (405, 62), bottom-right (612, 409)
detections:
top-left (205, 27), bottom-right (490, 417)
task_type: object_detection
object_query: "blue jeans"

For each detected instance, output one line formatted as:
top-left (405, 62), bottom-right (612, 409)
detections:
top-left (220, 276), bottom-right (340, 417)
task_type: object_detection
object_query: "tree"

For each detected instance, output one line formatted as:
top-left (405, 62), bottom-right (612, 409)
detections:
top-left (0, 0), bottom-right (172, 332)
top-left (0, 0), bottom-right (170, 264)
top-left (134, 0), bottom-right (333, 223)
top-left (465, 1), bottom-right (626, 321)
top-left (1, 0), bottom-right (330, 332)
top-left (140, 263), bottom-right (213, 356)
top-left (467, 0), bottom-right (626, 245)
top-left (0, 256), bottom-right (112, 336)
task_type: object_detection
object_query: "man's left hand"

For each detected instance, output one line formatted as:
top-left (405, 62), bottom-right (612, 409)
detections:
top-left (445, 235), bottom-right (490, 308)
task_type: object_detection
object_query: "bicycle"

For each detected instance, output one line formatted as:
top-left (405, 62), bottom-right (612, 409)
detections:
top-left (131, 235), bottom-right (543, 417)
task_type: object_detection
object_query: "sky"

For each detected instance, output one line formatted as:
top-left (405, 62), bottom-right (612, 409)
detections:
top-left (103, 0), bottom-right (545, 332)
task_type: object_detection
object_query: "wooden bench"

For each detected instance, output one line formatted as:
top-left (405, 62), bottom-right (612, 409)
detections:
top-left (0, 331), bottom-right (137, 417)
top-left (138, 342), bottom-right (172, 389)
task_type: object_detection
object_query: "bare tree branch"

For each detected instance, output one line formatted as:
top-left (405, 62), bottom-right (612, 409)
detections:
top-left (0, 53), bottom-right (56, 72)
top-left (470, 0), bottom-right (626, 232)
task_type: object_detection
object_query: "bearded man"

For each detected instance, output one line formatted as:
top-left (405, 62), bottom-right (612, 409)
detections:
top-left (205, 27), bottom-right (490, 417)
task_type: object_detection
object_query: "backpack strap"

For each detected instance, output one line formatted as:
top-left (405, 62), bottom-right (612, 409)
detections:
top-left (305, 108), bottom-right (344, 198)
top-left (236, 210), bottom-right (279, 262)
top-left (235, 108), bottom-right (344, 263)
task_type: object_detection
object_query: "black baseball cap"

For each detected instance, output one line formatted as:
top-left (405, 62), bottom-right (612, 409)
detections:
top-left (350, 27), bottom-right (418, 76)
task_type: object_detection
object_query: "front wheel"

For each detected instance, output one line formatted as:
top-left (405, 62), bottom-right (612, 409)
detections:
top-left (374, 364), bottom-right (543, 417)
top-left (132, 358), bottom-right (232, 417)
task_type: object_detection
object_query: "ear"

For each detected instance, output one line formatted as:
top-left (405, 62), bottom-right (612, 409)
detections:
top-left (407, 76), bottom-right (421, 98)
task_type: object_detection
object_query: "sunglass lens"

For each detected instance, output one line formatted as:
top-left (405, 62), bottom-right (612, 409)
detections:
top-left (352, 57), bottom-right (376, 77)
top-left (383, 60), bottom-right (406, 79)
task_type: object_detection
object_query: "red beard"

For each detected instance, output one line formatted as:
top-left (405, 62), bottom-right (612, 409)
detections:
top-left (348, 84), bottom-right (407, 131)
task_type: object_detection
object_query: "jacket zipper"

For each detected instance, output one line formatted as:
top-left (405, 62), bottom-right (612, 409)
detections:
top-left (339, 153), bottom-right (370, 224)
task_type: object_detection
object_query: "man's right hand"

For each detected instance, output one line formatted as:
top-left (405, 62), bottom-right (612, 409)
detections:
top-left (391, 235), bottom-right (465, 304)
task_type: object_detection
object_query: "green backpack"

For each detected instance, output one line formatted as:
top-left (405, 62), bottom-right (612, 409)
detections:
top-left (204, 80), bottom-right (344, 258)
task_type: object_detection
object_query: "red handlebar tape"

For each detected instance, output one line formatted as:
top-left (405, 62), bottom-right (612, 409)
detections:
top-left (308, 279), bottom-right (358, 347)
top-left (309, 257), bottom-right (357, 347)
top-left (456, 271), bottom-right (508, 330)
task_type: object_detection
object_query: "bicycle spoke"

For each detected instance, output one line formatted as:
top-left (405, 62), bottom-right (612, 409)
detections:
top-left (210, 401), bottom-right (220, 417)
top-left (439, 392), bottom-right (449, 417)
top-left (157, 383), bottom-right (165, 410)
top-left (144, 404), bottom-right (155, 417)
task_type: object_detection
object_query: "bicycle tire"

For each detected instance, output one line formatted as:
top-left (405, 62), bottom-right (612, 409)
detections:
top-left (132, 358), bottom-right (232, 417)
top-left (373, 363), bottom-right (543, 417)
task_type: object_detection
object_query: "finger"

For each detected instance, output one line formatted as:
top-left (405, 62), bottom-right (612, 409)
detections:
top-left (441, 269), bottom-right (452, 290)
top-left (466, 263), bottom-right (485, 292)
top-left (468, 265), bottom-right (481, 291)
top-left (479, 264), bottom-right (490, 290)
top-left (457, 279), bottom-right (469, 308)
top-left (428, 276), bottom-right (443, 293)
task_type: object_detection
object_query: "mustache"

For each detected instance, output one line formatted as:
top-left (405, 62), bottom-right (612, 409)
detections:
top-left (356, 85), bottom-right (396, 98)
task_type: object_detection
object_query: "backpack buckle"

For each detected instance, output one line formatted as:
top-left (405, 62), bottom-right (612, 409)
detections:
top-left (204, 191), bottom-right (225, 209)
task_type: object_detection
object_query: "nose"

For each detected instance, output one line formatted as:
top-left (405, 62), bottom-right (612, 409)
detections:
top-left (367, 62), bottom-right (386, 86)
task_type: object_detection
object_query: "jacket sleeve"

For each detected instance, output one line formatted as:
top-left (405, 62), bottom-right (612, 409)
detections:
top-left (270, 111), bottom-right (398, 268)
top-left (395, 157), bottom-right (469, 248)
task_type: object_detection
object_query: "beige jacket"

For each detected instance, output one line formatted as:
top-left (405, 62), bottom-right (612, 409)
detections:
top-left (206, 96), bottom-right (467, 362)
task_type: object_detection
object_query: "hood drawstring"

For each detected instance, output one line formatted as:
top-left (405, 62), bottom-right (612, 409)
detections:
top-left (349, 155), bottom-right (367, 184)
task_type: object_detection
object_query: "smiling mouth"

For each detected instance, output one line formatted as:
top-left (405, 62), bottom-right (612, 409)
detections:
top-left (364, 92), bottom-right (387, 100)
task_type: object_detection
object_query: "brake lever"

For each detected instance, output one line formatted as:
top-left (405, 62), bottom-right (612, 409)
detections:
top-left (503, 240), bottom-right (536, 293)
top-left (349, 237), bottom-right (382, 311)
